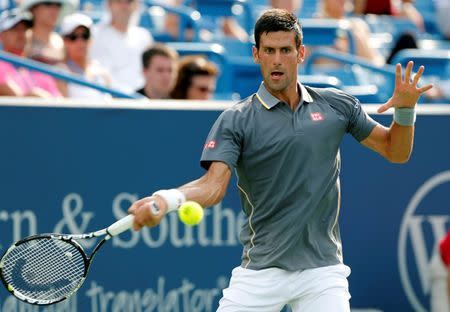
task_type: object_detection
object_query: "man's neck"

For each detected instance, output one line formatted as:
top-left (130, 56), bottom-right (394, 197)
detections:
top-left (144, 85), bottom-right (167, 99)
top-left (71, 57), bottom-right (87, 70)
top-left (111, 19), bottom-right (129, 33)
top-left (269, 84), bottom-right (301, 111)
top-left (32, 26), bottom-right (54, 42)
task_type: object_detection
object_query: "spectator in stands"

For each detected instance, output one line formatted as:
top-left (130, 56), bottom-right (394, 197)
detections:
top-left (20, 0), bottom-right (74, 65)
top-left (137, 44), bottom-right (178, 99)
top-left (271, 0), bottom-right (303, 14)
top-left (90, 0), bottom-right (153, 93)
top-left (165, 0), bottom-right (248, 42)
top-left (435, 0), bottom-right (450, 39)
top-left (317, 0), bottom-right (385, 66)
top-left (0, 9), bottom-right (62, 97)
top-left (170, 55), bottom-right (217, 100)
top-left (316, 0), bottom-right (418, 66)
top-left (353, 0), bottom-right (424, 32)
top-left (60, 13), bottom-right (112, 99)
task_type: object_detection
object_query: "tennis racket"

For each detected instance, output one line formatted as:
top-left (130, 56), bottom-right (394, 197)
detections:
top-left (0, 203), bottom-right (158, 306)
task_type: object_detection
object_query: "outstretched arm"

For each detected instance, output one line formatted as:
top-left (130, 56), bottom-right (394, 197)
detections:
top-left (128, 161), bottom-right (231, 230)
top-left (361, 61), bottom-right (433, 163)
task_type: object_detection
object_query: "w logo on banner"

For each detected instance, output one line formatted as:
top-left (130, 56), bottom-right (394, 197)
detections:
top-left (398, 171), bottom-right (450, 312)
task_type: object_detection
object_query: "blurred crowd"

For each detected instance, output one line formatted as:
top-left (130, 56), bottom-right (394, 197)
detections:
top-left (0, 0), bottom-right (449, 101)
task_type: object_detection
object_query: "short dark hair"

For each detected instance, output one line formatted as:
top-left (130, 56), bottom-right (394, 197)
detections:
top-left (254, 8), bottom-right (303, 49)
top-left (142, 43), bottom-right (178, 69)
top-left (170, 55), bottom-right (218, 99)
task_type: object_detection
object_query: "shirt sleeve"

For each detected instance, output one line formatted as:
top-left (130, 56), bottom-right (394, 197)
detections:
top-left (439, 230), bottom-right (450, 266)
top-left (326, 88), bottom-right (377, 142)
top-left (200, 109), bottom-right (242, 171)
top-left (347, 97), bottom-right (377, 142)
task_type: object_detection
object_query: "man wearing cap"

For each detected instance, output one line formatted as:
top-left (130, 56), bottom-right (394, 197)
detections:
top-left (0, 9), bottom-right (62, 97)
top-left (90, 0), bottom-right (153, 93)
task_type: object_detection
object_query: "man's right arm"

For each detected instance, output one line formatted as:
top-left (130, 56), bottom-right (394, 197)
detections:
top-left (128, 161), bottom-right (231, 230)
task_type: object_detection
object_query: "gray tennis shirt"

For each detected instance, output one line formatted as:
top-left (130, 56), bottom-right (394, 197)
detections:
top-left (201, 82), bottom-right (377, 271)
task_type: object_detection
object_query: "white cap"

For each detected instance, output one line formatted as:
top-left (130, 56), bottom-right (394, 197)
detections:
top-left (20, 0), bottom-right (79, 21)
top-left (0, 9), bottom-right (33, 33)
top-left (60, 13), bottom-right (93, 36)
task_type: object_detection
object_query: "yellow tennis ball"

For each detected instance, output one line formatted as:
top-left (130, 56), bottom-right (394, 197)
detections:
top-left (7, 284), bottom-right (13, 292)
top-left (178, 201), bottom-right (204, 226)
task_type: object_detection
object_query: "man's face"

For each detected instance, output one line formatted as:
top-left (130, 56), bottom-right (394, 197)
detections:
top-left (108, 0), bottom-right (137, 24)
top-left (0, 22), bottom-right (29, 54)
top-left (324, 0), bottom-right (346, 18)
top-left (252, 31), bottom-right (304, 94)
top-left (31, 2), bottom-right (61, 28)
top-left (143, 55), bottom-right (177, 98)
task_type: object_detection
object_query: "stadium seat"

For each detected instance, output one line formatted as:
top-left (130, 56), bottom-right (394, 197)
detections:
top-left (304, 48), bottom-right (397, 102)
top-left (301, 19), bottom-right (356, 55)
top-left (299, 74), bottom-right (343, 89)
top-left (389, 49), bottom-right (450, 79)
top-left (141, 0), bottom-right (202, 41)
top-left (184, 0), bottom-right (253, 37)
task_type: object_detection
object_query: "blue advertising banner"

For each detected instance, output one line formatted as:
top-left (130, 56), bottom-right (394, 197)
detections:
top-left (0, 102), bottom-right (448, 312)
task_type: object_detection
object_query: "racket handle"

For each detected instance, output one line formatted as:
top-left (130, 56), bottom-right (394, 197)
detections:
top-left (108, 214), bottom-right (135, 236)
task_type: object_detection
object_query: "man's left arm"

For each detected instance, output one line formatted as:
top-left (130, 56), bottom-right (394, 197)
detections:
top-left (361, 61), bottom-right (433, 163)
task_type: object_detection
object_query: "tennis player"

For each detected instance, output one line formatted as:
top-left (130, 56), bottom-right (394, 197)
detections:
top-left (128, 9), bottom-right (433, 311)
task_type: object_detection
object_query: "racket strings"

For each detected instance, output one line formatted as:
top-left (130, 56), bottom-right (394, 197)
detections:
top-left (1, 238), bottom-right (86, 301)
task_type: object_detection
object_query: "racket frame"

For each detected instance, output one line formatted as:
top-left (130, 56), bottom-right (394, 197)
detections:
top-left (0, 230), bottom-right (111, 305)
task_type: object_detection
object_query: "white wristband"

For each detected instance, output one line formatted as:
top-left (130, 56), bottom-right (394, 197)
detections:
top-left (394, 107), bottom-right (416, 126)
top-left (152, 189), bottom-right (186, 212)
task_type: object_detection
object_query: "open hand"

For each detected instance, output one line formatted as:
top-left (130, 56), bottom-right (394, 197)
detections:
top-left (377, 61), bottom-right (433, 113)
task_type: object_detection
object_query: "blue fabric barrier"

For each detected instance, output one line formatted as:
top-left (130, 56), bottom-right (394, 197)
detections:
top-left (0, 102), bottom-right (448, 311)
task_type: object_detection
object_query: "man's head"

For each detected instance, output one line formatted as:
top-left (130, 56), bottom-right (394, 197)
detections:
top-left (142, 44), bottom-right (179, 99)
top-left (321, 0), bottom-right (346, 19)
top-left (107, 0), bottom-right (138, 27)
top-left (171, 55), bottom-right (218, 100)
top-left (252, 9), bottom-right (305, 95)
top-left (0, 9), bottom-right (33, 55)
top-left (254, 8), bottom-right (303, 50)
top-left (21, 0), bottom-right (73, 29)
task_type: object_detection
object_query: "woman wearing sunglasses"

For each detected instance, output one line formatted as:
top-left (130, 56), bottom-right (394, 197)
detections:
top-left (60, 13), bottom-right (111, 99)
top-left (170, 55), bottom-right (218, 100)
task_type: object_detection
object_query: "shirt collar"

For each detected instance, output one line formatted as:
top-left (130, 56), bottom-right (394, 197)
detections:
top-left (255, 82), bottom-right (313, 110)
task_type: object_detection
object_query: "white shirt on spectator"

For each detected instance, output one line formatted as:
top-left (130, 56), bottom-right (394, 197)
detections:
top-left (90, 22), bottom-right (153, 93)
top-left (435, 0), bottom-right (450, 39)
top-left (66, 60), bottom-right (112, 100)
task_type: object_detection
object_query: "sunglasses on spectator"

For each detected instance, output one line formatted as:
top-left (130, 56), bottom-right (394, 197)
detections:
top-left (40, 2), bottom-right (62, 7)
top-left (191, 85), bottom-right (215, 93)
top-left (65, 32), bottom-right (90, 41)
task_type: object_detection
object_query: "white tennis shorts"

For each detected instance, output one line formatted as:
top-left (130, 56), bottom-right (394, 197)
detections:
top-left (217, 263), bottom-right (351, 312)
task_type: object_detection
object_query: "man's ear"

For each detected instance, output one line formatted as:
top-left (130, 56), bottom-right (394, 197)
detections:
top-left (297, 44), bottom-right (305, 64)
top-left (252, 46), bottom-right (260, 63)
